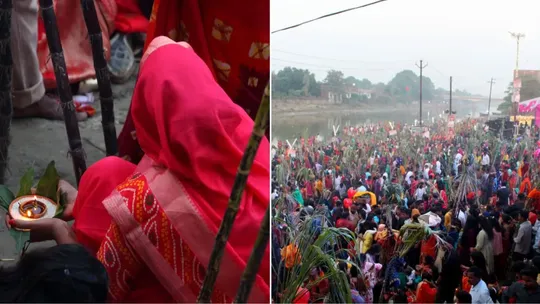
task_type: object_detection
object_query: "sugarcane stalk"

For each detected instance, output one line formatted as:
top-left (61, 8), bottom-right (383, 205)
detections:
top-left (234, 205), bottom-right (270, 303)
top-left (0, 0), bottom-right (12, 184)
top-left (80, 0), bottom-right (117, 156)
top-left (197, 85), bottom-right (270, 302)
top-left (39, 0), bottom-right (87, 185)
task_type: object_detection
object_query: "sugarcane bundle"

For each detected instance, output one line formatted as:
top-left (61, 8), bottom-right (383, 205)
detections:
top-left (451, 166), bottom-right (478, 215)
top-left (296, 167), bottom-right (313, 183)
top-left (39, 0), bottom-right (87, 184)
top-left (276, 212), bottom-right (355, 303)
top-left (384, 182), bottom-right (404, 205)
top-left (398, 223), bottom-right (428, 257)
top-left (0, 0), bottom-right (13, 184)
top-left (274, 164), bottom-right (287, 186)
top-left (79, 0), bottom-right (117, 155)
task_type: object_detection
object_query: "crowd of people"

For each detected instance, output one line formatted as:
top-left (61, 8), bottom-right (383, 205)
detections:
top-left (272, 120), bottom-right (540, 303)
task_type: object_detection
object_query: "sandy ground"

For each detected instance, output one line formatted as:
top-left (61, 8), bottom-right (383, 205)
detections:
top-left (0, 72), bottom-right (137, 261)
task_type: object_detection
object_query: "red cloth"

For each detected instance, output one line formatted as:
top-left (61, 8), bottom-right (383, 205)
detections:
top-left (37, 0), bottom-right (116, 89)
top-left (336, 219), bottom-right (356, 232)
top-left (118, 0), bottom-right (269, 163)
top-left (73, 43), bottom-right (270, 301)
top-left (421, 235), bottom-right (437, 260)
top-left (415, 282), bottom-right (437, 303)
top-left (115, 0), bottom-right (148, 33)
top-left (530, 212), bottom-right (538, 226)
top-left (293, 288), bottom-right (310, 304)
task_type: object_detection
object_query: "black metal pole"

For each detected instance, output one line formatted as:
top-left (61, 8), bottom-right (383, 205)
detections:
top-left (39, 0), bottom-right (87, 184)
top-left (419, 60), bottom-right (423, 126)
top-left (488, 78), bottom-right (494, 120)
top-left (80, 0), bottom-right (117, 156)
top-left (416, 60), bottom-right (428, 126)
top-left (0, 0), bottom-right (13, 184)
top-left (449, 76), bottom-right (453, 114)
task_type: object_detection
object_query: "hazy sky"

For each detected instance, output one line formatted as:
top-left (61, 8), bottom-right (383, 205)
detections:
top-left (271, 0), bottom-right (540, 98)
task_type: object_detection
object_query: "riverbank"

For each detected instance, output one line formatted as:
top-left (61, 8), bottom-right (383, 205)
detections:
top-left (272, 100), bottom-right (447, 121)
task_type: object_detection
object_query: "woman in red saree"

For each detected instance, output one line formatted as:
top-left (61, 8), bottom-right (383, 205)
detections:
top-left (14, 37), bottom-right (269, 303)
top-left (117, 0), bottom-right (269, 163)
top-left (37, 0), bottom-right (116, 89)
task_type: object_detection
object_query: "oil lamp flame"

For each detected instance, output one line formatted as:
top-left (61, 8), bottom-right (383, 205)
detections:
top-left (18, 196), bottom-right (47, 219)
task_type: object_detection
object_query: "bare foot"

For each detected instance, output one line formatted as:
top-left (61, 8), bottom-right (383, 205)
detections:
top-left (59, 179), bottom-right (78, 221)
top-left (14, 95), bottom-right (88, 121)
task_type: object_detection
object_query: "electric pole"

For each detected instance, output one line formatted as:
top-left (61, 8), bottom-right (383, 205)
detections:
top-left (449, 76), bottom-right (453, 114)
top-left (510, 32), bottom-right (525, 136)
top-left (416, 60), bottom-right (428, 126)
top-left (487, 78), bottom-right (495, 120)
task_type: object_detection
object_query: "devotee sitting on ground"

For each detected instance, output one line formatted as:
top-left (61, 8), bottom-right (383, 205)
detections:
top-left (7, 37), bottom-right (269, 303)
top-left (12, 0), bottom-right (114, 120)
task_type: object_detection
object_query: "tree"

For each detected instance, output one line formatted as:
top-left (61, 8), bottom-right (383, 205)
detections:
top-left (344, 76), bottom-right (372, 89)
top-left (324, 70), bottom-right (345, 88)
top-left (271, 67), bottom-right (319, 97)
top-left (387, 70), bottom-right (417, 103)
top-left (386, 70), bottom-right (435, 103)
top-left (497, 82), bottom-right (513, 114)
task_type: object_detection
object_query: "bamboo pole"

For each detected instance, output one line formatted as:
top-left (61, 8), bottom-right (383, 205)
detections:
top-left (80, 0), bottom-right (117, 156)
top-left (197, 84), bottom-right (270, 302)
top-left (0, 0), bottom-right (12, 184)
top-left (39, 0), bottom-right (87, 185)
top-left (234, 206), bottom-right (270, 303)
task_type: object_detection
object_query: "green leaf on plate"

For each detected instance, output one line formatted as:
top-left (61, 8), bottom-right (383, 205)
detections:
top-left (36, 161), bottom-right (59, 202)
top-left (17, 167), bottom-right (34, 198)
top-left (9, 228), bottom-right (29, 254)
top-left (0, 185), bottom-right (14, 212)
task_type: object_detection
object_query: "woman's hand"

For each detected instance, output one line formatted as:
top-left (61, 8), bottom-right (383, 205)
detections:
top-left (4, 179), bottom-right (78, 228)
top-left (9, 218), bottom-right (77, 245)
top-left (58, 179), bottom-right (78, 221)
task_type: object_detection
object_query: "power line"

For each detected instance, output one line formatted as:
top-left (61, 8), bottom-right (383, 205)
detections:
top-left (271, 0), bottom-right (390, 34)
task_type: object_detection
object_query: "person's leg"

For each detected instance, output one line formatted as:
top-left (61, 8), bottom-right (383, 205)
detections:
top-left (10, 0), bottom-right (86, 120)
top-left (72, 156), bottom-right (136, 254)
top-left (10, 0), bottom-right (43, 111)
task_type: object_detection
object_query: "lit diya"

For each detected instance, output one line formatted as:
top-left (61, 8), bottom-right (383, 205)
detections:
top-left (8, 195), bottom-right (58, 227)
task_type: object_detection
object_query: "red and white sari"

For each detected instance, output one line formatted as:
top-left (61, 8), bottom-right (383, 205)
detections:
top-left (72, 43), bottom-right (270, 302)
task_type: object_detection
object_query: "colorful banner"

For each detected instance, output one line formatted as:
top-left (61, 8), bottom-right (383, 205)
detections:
top-left (510, 115), bottom-right (534, 126)
top-left (537, 107), bottom-right (540, 128)
top-left (518, 97), bottom-right (540, 113)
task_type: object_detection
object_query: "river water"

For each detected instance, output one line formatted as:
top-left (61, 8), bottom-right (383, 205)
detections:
top-left (271, 99), bottom-right (504, 142)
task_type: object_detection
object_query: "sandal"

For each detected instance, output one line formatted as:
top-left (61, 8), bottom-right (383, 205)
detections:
top-left (107, 33), bottom-right (137, 84)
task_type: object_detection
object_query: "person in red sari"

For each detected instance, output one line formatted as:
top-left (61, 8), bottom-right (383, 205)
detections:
top-left (11, 37), bottom-right (269, 303)
top-left (117, 0), bottom-right (269, 164)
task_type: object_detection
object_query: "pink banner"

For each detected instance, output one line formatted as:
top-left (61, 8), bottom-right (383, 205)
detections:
top-left (536, 106), bottom-right (540, 128)
top-left (519, 97), bottom-right (540, 113)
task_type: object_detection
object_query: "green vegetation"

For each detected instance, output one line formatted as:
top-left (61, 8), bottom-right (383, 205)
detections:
top-left (272, 66), bottom-right (450, 104)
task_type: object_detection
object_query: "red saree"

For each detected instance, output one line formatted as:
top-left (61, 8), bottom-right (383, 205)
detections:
top-left (117, 0), bottom-right (269, 163)
top-left (72, 43), bottom-right (270, 302)
top-left (37, 0), bottom-right (116, 89)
